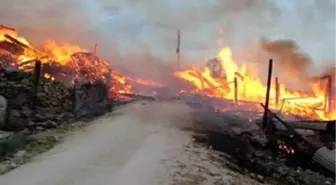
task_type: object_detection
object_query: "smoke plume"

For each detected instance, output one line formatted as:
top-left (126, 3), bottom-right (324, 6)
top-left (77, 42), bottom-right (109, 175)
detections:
top-left (255, 38), bottom-right (311, 88)
top-left (0, 0), bottom-right (334, 81)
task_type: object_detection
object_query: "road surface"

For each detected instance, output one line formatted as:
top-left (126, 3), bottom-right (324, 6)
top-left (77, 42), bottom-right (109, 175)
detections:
top-left (0, 101), bottom-right (266, 185)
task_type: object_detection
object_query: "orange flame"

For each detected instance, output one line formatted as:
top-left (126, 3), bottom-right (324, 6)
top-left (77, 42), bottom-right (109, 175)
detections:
top-left (0, 25), bottom-right (30, 46)
top-left (0, 26), bottom-right (133, 98)
top-left (175, 47), bottom-right (335, 120)
top-left (0, 25), bottom-right (334, 119)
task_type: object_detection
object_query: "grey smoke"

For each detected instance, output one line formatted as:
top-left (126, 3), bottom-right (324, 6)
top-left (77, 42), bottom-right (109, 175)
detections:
top-left (0, 0), bottom-right (334, 78)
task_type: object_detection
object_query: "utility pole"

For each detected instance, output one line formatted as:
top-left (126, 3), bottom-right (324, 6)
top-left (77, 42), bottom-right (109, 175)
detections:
top-left (176, 29), bottom-right (181, 69)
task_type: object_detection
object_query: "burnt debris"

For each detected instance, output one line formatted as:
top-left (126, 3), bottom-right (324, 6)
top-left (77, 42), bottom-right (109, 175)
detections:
top-left (190, 104), bottom-right (335, 185)
top-left (0, 66), bottom-right (113, 132)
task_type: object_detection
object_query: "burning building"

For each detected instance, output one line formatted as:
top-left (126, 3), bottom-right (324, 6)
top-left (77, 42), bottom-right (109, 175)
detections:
top-left (0, 24), bottom-right (334, 121)
top-left (0, 23), bottom-right (334, 183)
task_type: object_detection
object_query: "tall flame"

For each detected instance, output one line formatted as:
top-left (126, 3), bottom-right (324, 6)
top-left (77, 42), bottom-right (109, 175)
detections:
top-left (175, 47), bottom-right (335, 120)
top-left (0, 25), bottom-right (133, 98)
top-left (0, 25), bottom-right (334, 120)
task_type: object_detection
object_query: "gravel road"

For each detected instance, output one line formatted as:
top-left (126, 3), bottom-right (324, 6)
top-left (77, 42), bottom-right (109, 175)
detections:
top-left (0, 101), bottom-right (267, 185)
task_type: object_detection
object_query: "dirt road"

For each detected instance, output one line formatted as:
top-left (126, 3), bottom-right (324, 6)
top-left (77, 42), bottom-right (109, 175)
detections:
top-left (0, 101), bottom-right (266, 185)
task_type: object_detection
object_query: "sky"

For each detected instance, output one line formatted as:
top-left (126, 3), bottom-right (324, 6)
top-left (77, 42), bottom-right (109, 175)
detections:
top-left (0, 0), bottom-right (334, 68)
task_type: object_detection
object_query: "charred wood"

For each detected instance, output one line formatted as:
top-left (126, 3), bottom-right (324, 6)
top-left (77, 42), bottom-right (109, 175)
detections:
top-left (262, 59), bottom-right (273, 130)
top-left (120, 93), bottom-right (156, 101)
top-left (274, 119), bottom-right (335, 133)
top-left (0, 41), bottom-right (24, 55)
top-left (0, 25), bottom-right (16, 32)
top-left (3, 34), bottom-right (41, 56)
top-left (32, 60), bottom-right (41, 109)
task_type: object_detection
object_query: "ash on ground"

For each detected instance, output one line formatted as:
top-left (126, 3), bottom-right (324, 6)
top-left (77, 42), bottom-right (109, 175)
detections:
top-left (187, 104), bottom-right (335, 185)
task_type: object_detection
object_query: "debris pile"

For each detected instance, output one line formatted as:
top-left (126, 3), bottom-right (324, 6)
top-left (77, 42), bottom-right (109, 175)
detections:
top-left (0, 67), bottom-right (74, 131)
top-left (0, 66), bottom-right (112, 132)
top-left (0, 25), bottom-right (334, 184)
top-left (0, 25), bottom-right (136, 132)
top-left (186, 94), bottom-right (335, 185)
top-left (74, 80), bottom-right (111, 117)
top-left (194, 130), bottom-right (334, 185)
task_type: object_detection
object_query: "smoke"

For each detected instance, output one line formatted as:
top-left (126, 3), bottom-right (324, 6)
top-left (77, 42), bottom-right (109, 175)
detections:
top-left (0, 0), bottom-right (334, 80)
top-left (255, 38), bottom-right (313, 89)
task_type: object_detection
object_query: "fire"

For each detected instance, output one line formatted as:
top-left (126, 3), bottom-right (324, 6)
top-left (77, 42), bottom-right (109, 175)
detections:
top-left (44, 73), bottom-right (55, 81)
top-left (175, 47), bottom-right (335, 120)
top-left (0, 24), bottom-right (334, 120)
top-left (17, 41), bottom-right (86, 65)
top-left (278, 141), bottom-right (295, 155)
top-left (0, 25), bottom-right (133, 99)
top-left (0, 25), bottom-right (30, 46)
top-left (42, 40), bottom-right (85, 65)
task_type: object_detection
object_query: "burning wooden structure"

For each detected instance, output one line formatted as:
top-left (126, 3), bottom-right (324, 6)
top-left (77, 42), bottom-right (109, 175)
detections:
top-left (256, 60), bottom-right (335, 177)
top-left (0, 24), bottom-right (334, 184)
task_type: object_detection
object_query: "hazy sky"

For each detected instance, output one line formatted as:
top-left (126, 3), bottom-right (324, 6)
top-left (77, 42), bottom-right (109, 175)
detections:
top-left (0, 0), bottom-right (335, 66)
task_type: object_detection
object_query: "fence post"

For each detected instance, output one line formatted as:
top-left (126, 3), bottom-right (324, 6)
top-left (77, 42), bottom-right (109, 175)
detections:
top-left (275, 77), bottom-right (279, 108)
top-left (72, 79), bottom-right (78, 116)
top-left (32, 60), bottom-right (41, 109)
top-left (262, 59), bottom-right (273, 130)
top-left (234, 76), bottom-right (238, 104)
top-left (326, 76), bottom-right (332, 113)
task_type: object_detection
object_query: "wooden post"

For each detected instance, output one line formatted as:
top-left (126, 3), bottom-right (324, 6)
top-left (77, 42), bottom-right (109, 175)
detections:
top-left (105, 72), bottom-right (111, 97)
top-left (234, 76), bottom-right (238, 104)
top-left (176, 29), bottom-right (181, 69)
top-left (275, 77), bottom-right (279, 108)
top-left (73, 79), bottom-right (78, 115)
top-left (93, 43), bottom-right (98, 55)
top-left (326, 76), bottom-right (332, 113)
top-left (103, 73), bottom-right (112, 111)
top-left (262, 59), bottom-right (273, 130)
top-left (32, 60), bottom-right (41, 109)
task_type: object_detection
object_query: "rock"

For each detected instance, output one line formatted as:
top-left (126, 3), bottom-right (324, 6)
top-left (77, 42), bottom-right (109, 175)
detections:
top-left (277, 166), bottom-right (289, 176)
top-left (4, 117), bottom-right (25, 131)
top-left (296, 167), bottom-right (302, 173)
top-left (20, 106), bottom-right (32, 118)
top-left (0, 133), bottom-right (26, 157)
top-left (36, 127), bottom-right (44, 131)
top-left (257, 174), bottom-right (264, 182)
top-left (5, 67), bottom-right (24, 81)
top-left (0, 131), bottom-right (12, 140)
top-left (51, 136), bottom-right (60, 142)
top-left (253, 150), bottom-right (265, 157)
top-left (249, 173), bottom-right (256, 178)
top-left (13, 150), bottom-right (26, 157)
top-left (34, 113), bottom-right (47, 122)
top-left (5, 67), bottom-right (19, 73)
top-left (10, 162), bottom-right (17, 168)
top-left (0, 95), bottom-right (7, 129)
top-left (0, 163), bottom-right (8, 173)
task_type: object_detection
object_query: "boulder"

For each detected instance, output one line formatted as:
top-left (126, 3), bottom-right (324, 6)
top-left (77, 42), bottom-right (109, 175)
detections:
top-left (0, 95), bottom-right (7, 129)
